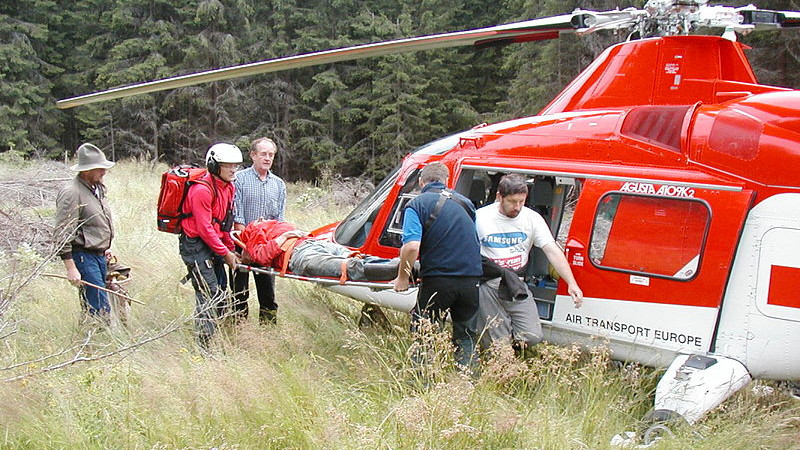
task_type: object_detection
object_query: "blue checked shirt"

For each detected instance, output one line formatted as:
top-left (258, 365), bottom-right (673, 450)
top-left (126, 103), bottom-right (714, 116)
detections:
top-left (233, 167), bottom-right (287, 225)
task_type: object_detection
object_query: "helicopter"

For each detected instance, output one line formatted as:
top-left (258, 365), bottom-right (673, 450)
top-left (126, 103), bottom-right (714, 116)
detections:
top-left (58, 0), bottom-right (800, 441)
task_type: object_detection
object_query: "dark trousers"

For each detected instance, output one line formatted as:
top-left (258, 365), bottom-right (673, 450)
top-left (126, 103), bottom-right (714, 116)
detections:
top-left (179, 235), bottom-right (228, 347)
top-left (414, 275), bottom-right (480, 369)
top-left (230, 268), bottom-right (277, 323)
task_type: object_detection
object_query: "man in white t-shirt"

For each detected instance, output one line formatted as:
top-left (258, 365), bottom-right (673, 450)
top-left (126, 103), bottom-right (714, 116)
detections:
top-left (476, 173), bottom-right (583, 349)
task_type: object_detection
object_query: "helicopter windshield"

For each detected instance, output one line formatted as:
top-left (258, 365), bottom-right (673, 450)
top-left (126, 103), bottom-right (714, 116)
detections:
top-left (334, 131), bottom-right (468, 248)
top-left (334, 165), bottom-right (400, 248)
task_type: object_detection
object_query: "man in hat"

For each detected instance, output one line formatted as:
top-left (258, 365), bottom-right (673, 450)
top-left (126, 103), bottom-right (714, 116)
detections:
top-left (54, 143), bottom-right (116, 318)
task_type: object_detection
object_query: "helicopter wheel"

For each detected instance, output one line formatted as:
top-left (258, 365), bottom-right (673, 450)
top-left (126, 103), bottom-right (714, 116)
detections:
top-left (642, 422), bottom-right (674, 445)
top-left (638, 409), bottom-right (685, 445)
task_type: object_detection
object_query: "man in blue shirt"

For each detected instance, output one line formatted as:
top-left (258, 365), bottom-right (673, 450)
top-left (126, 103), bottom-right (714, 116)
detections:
top-left (393, 162), bottom-right (482, 369)
top-left (232, 137), bottom-right (287, 324)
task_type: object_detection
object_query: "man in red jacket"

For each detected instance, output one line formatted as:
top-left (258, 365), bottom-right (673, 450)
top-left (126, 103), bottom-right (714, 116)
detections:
top-left (238, 219), bottom-right (398, 282)
top-left (179, 143), bottom-right (242, 349)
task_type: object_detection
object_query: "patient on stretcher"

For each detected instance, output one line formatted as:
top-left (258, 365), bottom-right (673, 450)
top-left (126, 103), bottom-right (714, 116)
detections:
top-left (237, 219), bottom-right (399, 281)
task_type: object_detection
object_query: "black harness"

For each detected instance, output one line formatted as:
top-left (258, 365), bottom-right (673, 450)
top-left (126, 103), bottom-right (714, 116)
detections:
top-left (423, 189), bottom-right (472, 231)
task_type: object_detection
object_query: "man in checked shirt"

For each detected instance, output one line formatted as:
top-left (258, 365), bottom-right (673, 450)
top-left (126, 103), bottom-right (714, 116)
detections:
top-left (232, 137), bottom-right (287, 324)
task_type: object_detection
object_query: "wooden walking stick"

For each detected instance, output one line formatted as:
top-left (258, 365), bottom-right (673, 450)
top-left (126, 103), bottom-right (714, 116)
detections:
top-left (42, 273), bottom-right (145, 305)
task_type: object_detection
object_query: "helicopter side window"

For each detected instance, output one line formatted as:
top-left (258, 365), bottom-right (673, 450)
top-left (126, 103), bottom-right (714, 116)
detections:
top-left (589, 193), bottom-right (709, 280)
top-left (378, 169), bottom-right (422, 248)
top-left (554, 178), bottom-right (581, 247)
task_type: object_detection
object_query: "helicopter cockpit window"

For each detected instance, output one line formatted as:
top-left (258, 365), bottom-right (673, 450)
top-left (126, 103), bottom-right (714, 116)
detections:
top-left (378, 169), bottom-right (422, 248)
top-left (589, 193), bottom-right (709, 280)
top-left (335, 165), bottom-right (401, 248)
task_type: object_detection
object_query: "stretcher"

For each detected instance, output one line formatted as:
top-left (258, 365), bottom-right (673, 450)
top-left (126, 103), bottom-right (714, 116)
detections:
top-left (231, 228), bottom-right (418, 311)
top-left (234, 263), bottom-right (418, 312)
top-left (235, 263), bottom-right (397, 289)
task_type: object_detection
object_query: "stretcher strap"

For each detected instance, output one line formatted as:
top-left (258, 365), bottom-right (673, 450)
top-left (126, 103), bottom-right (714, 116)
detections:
top-left (280, 237), bottom-right (300, 277)
top-left (339, 259), bottom-right (348, 285)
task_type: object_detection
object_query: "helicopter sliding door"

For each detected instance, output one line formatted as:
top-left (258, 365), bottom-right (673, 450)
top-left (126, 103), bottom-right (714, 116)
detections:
top-left (550, 178), bottom-right (753, 367)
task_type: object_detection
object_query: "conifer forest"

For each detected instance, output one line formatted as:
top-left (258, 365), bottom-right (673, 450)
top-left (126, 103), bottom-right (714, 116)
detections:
top-left (2, 0), bottom-right (799, 181)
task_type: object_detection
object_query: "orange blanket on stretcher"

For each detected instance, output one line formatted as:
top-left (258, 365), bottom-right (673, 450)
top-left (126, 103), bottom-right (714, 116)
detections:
top-left (238, 220), bottom-right (308, 269)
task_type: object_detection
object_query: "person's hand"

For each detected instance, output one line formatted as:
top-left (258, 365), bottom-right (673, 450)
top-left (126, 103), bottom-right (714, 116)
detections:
top-left (240, 249), bottom-right (253, 264)
top-left (224, 251), bottom-right (241, 268)
top-left (569, 284), bottom-right (583, 308)
top-left (393, 276), bottom-right (409, 292)
top-left (66, 266), bottom-right (82, 287)
top-left (104, 248), bottom-right (114, 262)
top-left (276, 230), bottom-right (307, 247)
top-left (284, 230), bottom-right (308, 239)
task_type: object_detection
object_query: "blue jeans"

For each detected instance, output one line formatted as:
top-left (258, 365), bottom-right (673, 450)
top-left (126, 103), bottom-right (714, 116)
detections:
top-left (73, 251), bottom-right (109, 316)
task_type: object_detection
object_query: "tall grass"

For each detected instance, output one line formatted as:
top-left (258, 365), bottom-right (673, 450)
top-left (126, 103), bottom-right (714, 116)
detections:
top-left (0, 160), bottom-right (798, 449)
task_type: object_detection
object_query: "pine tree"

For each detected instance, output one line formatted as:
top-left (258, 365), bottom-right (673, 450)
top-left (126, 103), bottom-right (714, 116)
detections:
top-left (60, 0), bottom-right (185, 161)
top-left (0, 1), bottom-right (61, 156)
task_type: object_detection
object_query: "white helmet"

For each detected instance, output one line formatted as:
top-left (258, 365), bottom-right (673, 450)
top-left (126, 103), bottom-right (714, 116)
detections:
top-left (206, 143), bottom-right (243, 175)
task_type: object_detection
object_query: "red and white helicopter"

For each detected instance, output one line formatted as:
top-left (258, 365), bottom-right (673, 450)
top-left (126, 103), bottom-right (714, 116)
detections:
top-left (58, 0), bottom-right (800, 439)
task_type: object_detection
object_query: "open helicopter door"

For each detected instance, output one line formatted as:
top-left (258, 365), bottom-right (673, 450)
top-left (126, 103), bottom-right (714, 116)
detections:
top-left (545, 178), bottom-right (754, 368)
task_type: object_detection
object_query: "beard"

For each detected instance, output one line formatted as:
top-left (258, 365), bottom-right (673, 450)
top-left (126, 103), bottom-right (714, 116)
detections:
top-left (502, 208), bottom-right (520, 218)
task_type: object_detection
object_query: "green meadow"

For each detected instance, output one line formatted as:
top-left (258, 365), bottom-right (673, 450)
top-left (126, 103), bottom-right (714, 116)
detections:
top-left (0, 160), bottom-right (797, 449)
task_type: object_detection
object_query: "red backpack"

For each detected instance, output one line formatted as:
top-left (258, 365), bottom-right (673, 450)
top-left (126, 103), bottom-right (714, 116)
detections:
top-left (156, 164), bottom-right (213, 234)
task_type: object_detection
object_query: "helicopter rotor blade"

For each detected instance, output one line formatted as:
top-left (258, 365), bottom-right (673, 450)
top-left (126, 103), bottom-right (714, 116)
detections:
top-left (56, 11), bottom-right (603, 109)
top-left (56, 2), bottom-right (800, 109)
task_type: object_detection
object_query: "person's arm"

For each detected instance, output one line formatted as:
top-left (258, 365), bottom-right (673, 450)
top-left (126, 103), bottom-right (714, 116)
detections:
top-left (55, 184), bottom-right (83, 286)
top-left (62, 257), bottom-right (81, 287)
top-left (274, 229), bottom-right (308, 248)
top-left (542, 242), bottom-right (583, 308)
top-left (233, 176), bottom-right (246, 229)
top-left (277, 179), bottom-right (287, 222)
top-left (393, 207), bottom-right (423, 292)
top-left (187, 183), bottom-right (229, 256)
top-left (393, 241), bottom-right (419, 292)
top-left (54, 185), bottom-right (79, 260)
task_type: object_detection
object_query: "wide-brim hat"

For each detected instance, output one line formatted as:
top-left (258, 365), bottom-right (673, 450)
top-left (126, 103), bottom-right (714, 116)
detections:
top-left (70, 143), bottom-right (115, 171)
